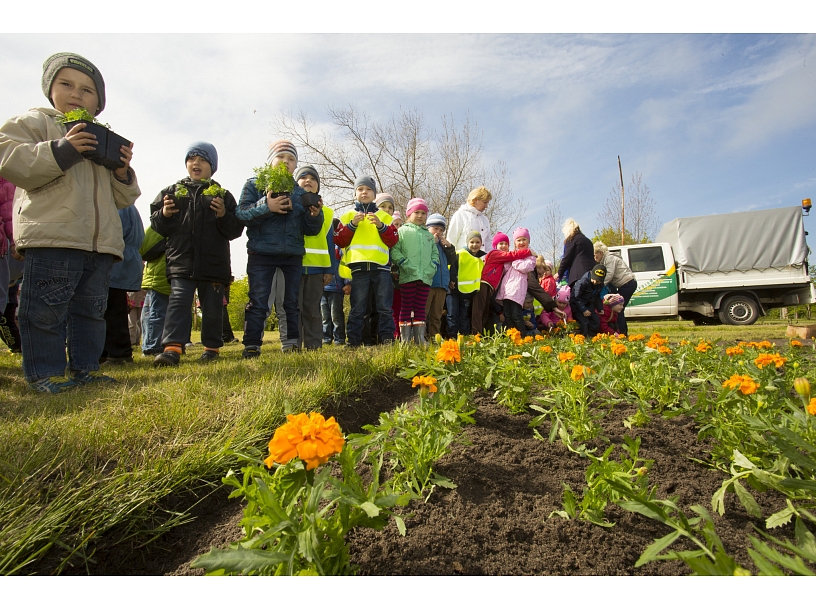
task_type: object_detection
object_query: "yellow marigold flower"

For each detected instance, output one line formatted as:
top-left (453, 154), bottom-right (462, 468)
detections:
top-left (436, 339), bottom-right (461, 364)
top-left (473, 333), bottom-right (482, 343)
top-left (723, 374), bottom-right (759, 395)
top-left (506, 327), bottom-right (521, 340)
top-left (754, 353), bottom-right (787, 369)
top-left (628, 334), bottom-right (645, 341)
top-left (535, 334), bottom-right (545, 341)
top-left (794, 377), bottom-right (811, 401)
top-left (540, 345), bottom-right (553, 353)
top-left (790, 340), bottom-right (803, 347)
top-left (695, 341), bottom-right (712, 353)
top-left (657, 345), bottom-right (672, 354)
top-left (807, 398), bottom-right (816, 416)
top-left (412, 375), bottom-right (438, 397)
top-left (507, 354), bottom-right (523, 361)
top-left (726, 346), bottom-right (744, 357)
top-left (570, 333), bottom-right (585, 345)
top-left (611, 343), bottom-right (627, 356)
top-left (265, 412), bottom-right (345, 471)
top-left (570, 364), bottom-right (592, 381)
top-left (558, 351), bottom-right (576, 363)
top-left (523, 336), bottom-right (533, 344)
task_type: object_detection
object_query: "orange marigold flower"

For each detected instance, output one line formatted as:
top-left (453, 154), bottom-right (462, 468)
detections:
top-left (679, 340), bottom-right (690, 346)
top-left (436, 339), bottom-right (461, 364)
top-left (569, 333), bottom-right (585, 345)
top-left (723, 374), bottom-right (759, 395)
top-left (507, 354), bottom-right (523, 361)
top-left (570, 364), bottom-right (592, 381)
top-left (790, 340), bottom-right (803, 347)
top-left (473, 333), bottom-right (482, 343)
top-left (807, 398), bottom-right (816, 416)
top-left (628, 334), bottom-right (645, 341)
top-left (265, 412), bottom-right (345, 470)
top-left (754, 353), bottom-right (787, 369)
top-left (658, 345), bottom-right (672, 354)
top-left (648, 333), bottom-right (668, 346)
top-left (534, 334), bottom-right (545, 341)
top-left (558, 351), bottom-right (576, 363)
top-left (726, 346), bottom-right (745, 357)
top-left (523, 336), bottom-right (534, 344)
top-left (506, 327), bottom-right (521, 340)
top-left (695, 341), bottom-right (713, 353)
top-left (611, 343), bottom-right (627, 356)
top-left (412, 375), bottom-right (438, 396)
top-left (540, 345), bottom-right (553, 353)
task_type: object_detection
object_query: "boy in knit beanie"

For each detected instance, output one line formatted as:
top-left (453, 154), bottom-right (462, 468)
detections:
top-left (447, 230), bottom-right (485, 337)
top-left (425, 213), bottom-right (457, 339)
top-left (236, 140), bottom-right (324, 355)
top-left (0, 52), bottom-right (141, 392)
top-left (334, 176), bottom-right (399, 346)
top-left (570, 264), bottom-right (607, 338)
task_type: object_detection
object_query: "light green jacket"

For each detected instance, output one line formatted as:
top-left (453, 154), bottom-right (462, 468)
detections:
top-left (391, 222), bottom-right (439, 286)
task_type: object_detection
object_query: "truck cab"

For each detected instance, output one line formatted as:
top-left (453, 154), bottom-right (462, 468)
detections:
top-left (608, 243), bottom-right (678, 317)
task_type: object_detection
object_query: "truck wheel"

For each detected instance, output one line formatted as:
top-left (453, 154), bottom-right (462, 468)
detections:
top-left (718, 295), bottom-right (760, 325)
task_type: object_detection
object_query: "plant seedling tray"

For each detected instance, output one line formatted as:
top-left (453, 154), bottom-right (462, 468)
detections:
top-left (64, 120), bottom-right (130, 171)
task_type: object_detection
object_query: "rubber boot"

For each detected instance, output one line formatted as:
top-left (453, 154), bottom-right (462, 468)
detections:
top-left (399, 323), bottom-right (412, 343)
top-left (0, 309), bottom-right (21, 353)
top-left (412, 322), bottom-right (428, 346)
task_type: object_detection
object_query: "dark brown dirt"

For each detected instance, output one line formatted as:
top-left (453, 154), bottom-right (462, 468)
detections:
top-left (58, 376), bottom-right (791, 576)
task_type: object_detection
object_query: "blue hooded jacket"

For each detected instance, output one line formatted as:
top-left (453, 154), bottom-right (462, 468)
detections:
top-left (110, 205), bottom-right (145, 291)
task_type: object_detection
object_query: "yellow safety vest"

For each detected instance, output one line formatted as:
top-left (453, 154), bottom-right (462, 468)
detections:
top-left (340, 209), bottom-right (393, 267)
top-left (302, 206), bottom-right (334, 269)
top-left (457, 249), bottom-right (484, 294)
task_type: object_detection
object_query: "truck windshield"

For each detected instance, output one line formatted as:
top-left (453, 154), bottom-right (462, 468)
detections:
top-left (628, 247), bottom-right (666, 273)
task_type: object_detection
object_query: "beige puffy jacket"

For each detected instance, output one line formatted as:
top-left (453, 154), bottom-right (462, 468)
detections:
top-left (0, 107), bottom-right (140, 261)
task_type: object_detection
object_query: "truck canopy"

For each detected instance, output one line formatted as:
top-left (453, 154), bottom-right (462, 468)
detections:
top-left (655, 206), bottom-right (808, 273)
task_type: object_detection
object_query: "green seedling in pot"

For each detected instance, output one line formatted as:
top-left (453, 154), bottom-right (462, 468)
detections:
top-left (254, 163), bottom-right (295, 195)
top-left (174, 183), bottom-right (189, 198)
top-left (202, 183), bottom-right (226, 197)
top-left (57, 108), bottom-right (111, 129)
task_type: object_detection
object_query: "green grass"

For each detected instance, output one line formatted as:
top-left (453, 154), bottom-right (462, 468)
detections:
top-left (627, 318), bottom-right (796, 342)
top-left (0, 335), bottom-right (414, 575)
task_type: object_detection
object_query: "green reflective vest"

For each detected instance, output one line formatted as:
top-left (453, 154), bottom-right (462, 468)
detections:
top-left (302, 206), bottom-right (334, 269)
top-left (340, 209), bottom-right (393, 267)
top-left (457, 249), bottom-right (484, 294)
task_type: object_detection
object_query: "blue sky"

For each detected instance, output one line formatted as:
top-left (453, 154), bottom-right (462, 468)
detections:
top-left (2, 31), bottom-right (815, 276)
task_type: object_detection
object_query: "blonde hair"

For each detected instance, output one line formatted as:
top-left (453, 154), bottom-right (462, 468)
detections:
top-left (467, 186), bottom-right (492, 205)
top-left (536, 254), bottom-right (552, 274)
top-left (593, 241), bottom-right (609, 256)
top-left (562, 218), bottom-right (580, 242)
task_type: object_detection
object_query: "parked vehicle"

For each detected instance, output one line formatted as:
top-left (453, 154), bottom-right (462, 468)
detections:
top-left (609, 206), bottom-right (814, 325)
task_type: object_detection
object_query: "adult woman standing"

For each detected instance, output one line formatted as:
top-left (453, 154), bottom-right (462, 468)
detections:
top-left (446, 186), bottom-right (493, 252)
top-left (593, 241), bottom-right (638, 336)
top-left (556, 219), bottom-right (595, 288)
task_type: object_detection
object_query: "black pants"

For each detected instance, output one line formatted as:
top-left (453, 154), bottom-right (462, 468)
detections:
top-left (163, 279), bottom-right (224, 350)
top-left (502, 299), bottom-right (525, 334)
top-left (102, 287), bottom-right (132, 360)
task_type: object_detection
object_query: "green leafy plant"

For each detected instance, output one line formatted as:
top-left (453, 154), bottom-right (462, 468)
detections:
top-left (174, 183), bottom-right (189, 198)
top-left (202, 182), bottom-right (226, 197)
top-left (254, 163), bottom-right (295, 194)
top-left (57, 108), bottom-right (111, 129)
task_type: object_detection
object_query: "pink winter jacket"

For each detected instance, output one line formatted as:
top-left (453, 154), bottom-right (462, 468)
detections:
top-left (0, 177), bottom-right (14, 256)
top-left (496, 253), bottom-right (536, 306)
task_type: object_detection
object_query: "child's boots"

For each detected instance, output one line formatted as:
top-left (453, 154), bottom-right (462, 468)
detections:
top-left (399, 323), bottom-right (412, 343)
top-left (412, 322), bottom-right (427, 346)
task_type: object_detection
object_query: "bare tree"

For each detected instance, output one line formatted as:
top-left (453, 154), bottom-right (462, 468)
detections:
top-left (532, 200), bottom-right (564, 266)
top-left (270, 106), bottom-right (526, 227)
top-left (597, 172), bottom-right (660, 244)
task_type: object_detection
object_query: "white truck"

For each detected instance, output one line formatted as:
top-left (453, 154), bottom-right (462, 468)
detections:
top-left (608, 206), bottom-right (815, 325)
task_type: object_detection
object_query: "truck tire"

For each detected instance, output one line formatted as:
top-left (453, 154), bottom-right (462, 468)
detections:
top-left (718, 295), bottom-right (760, 325)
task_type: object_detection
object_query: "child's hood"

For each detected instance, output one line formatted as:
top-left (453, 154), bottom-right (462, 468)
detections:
top-left (354, 201), bottom-right (378, 214)
top-left (465, 248), bottom-right (486, 258)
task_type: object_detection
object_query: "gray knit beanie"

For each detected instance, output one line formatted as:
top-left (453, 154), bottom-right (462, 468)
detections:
top-left (426, 213), bottom-right (447, 228)
top-left (294, 165), bottom-right (320, 192)
top-left (354, 176), bottom-right (377, 196)
top-left (42, 52), bottom-right (106, 115)
top-left (466, 230), bottom-right (483, 243)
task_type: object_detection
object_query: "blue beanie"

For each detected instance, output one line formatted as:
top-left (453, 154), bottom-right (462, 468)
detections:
top-left (426, 213), bottom-right (447, 228)
top-left (186, 141), bottom-right (218, 174)
top-left (354, 175), bottom-right (377, 196)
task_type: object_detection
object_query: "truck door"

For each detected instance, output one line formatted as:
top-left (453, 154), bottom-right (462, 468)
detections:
top-left (623, 244), bottom-right (678, 317)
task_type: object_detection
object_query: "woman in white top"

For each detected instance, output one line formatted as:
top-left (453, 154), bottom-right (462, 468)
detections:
top-left (446, 186), bottom-right (493, 252)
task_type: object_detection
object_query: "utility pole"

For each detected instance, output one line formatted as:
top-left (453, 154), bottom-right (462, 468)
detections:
top-left (618, 156), bottom-right (625, 245)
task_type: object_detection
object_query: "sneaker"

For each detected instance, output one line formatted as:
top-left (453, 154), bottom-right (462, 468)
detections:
top-left (153, 351), bottom-right (181, 367)
top-left (72, 370), bottom-right (119, 385)
top-left (28, 375), bottom-right (79, 394)
top-left (199, 350), bottom-right (220, 363)
top-left (242, 346), bottom-right (261, 359)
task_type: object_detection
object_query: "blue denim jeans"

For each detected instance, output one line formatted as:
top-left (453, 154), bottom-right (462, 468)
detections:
top-left (321, 291), bottom-right (346, 344)
top-left (141, 289), bottom-right (169, 354)
top-left (244, 253), bottom-right (301, 349)
top-left (346, 268), bottom-right (394, 346)
top-left (445, 290), bottom-right (473, 337)
top-left (19, 248), bottom-right (113, 381)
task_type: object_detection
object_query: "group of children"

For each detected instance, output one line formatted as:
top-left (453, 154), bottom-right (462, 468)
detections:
top-left (0, 51), bottom-right (630, 394)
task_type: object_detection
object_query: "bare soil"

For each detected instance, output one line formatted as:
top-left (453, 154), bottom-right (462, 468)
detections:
top-left (62, 377), bottom-right (789, 576)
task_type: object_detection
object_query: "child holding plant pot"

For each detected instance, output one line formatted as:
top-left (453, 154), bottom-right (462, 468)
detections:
top-left (0, 52), bottom-right (141, 393)
top-left (334, 177), bottom-right (399, 347)
top-left (236, 140), bottom-right (324, 356)
top-left (150, 142), bottom-right (244, 366)
top-left (390, 199), bottom-right (439, 344)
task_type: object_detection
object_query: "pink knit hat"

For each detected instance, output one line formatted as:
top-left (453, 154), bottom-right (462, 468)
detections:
top-left (512, 227), bottom-right (530, 242)
top-left (405, 198), bottom-right (428, 217)
top-left (392, 211), bottom-right (402, 220)
top-left (492, 232), bottom-right (510, 249)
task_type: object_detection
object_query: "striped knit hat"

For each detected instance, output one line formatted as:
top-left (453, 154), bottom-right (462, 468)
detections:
top-left (267, 140), bottom-right (298, 165)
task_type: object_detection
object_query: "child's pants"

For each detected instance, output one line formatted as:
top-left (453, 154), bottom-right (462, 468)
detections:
top-left (502, 299), bottom-right (526, 334)
top-left (162, 279), bottom-right (224, 350)
top-left (19, 248), bottom-right (113, 381)
top-left (399, 280), bottom-right (430, 323)
top-left (245, 253), bottom-right (300, 349)
top-left (425, 287), bottom-right (447, 337)
top-left (267, 267), bottom-right (287, 341)
top-left (571, 298), bottom-right (600, 338)
top-left (141, 289), bottom-right (169, 354)
top-left (102, 287), bottom-right (132, 360)
top-left (298, 273), bottom-right (325, 350)
top-left (321, 291), bottom-right (345, 344)
top-left (471, 283), bottom-right (494, 335)
top-left (347, 268), bottom-right (394, 346)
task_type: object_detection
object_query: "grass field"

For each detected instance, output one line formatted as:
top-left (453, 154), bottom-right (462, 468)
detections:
top-left (0, 317), bottom-right (802, 574)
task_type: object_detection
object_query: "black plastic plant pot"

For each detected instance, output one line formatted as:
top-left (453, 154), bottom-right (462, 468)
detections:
top-left (170, 194), bottom-right (191, 213)
top-left (268, 192), bottom-right (291, 199)
top-left (301, 192), bottom-right (321, 208)
top-left (63, 120), bottom-right (130, 171)
top-left (102, 129), bottom-right (131, 171)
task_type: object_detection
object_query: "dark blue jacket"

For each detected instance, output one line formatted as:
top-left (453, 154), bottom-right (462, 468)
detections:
top-left (431, 241), bottom-right (455, 289)
top-left (110, 205), bottom-right (145, 291)
top-left (570, 270), bottom-right (604, 314)
top-left (324, 244), bottom-right (349, 293)
top-left (236, 178), bottom-right (323, 257)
